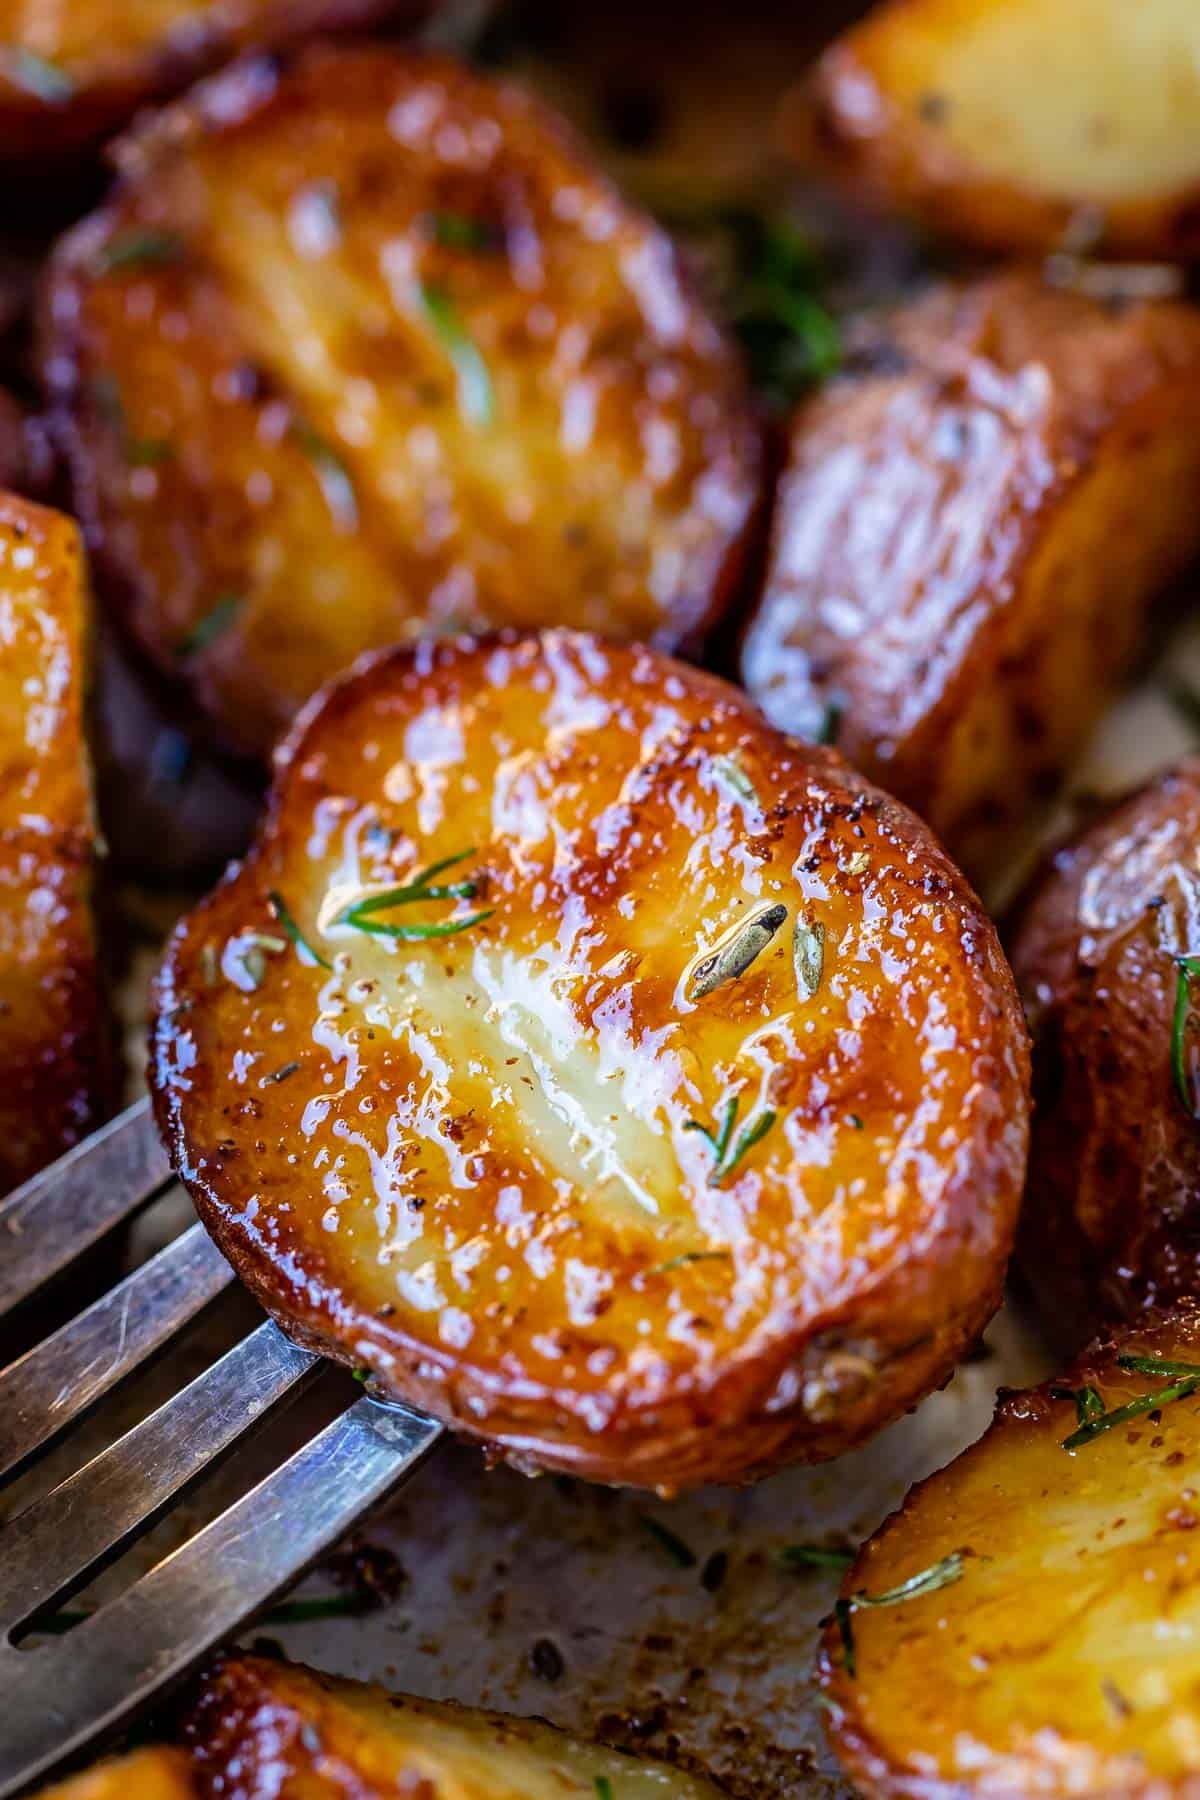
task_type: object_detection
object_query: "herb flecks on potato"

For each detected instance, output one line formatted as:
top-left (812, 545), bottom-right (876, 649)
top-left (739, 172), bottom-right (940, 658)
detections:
top-left (0, 491), bottom-right (113, 1195)
top-left (741, 270), bottom-right (1200, 886)
top-left (820, 1303), bottom-right (1200, 1800)
top-left (150, 630), bottom-right (1029, 1490)
top-left (42, 47), bottom-right (764, 762)
top-left (1011, 757), bottom-right (1200, 1346)
top-left (805, 0), bottom-right (1200, 259)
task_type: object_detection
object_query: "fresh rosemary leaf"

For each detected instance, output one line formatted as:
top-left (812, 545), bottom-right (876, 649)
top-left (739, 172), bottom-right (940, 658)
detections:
top-left (650, 1250), bottom-right (732, 1275)
top-left (1117, 1353), bottom-right (1200, 1379)
top-left (260, 1593), bottom-right (368, 1626)
top-left (638, 1514), bottom-right (697, 1568)
top-left (688, 901), bottom-right (788, 1001)
top-left (712, 752), bottom-right (758, 806)
top-left (834, 1552), bottom-right (966, 1679)
top-left (176, 594), bottom-right (242, 658)
top-left (98, 231), bottom-right (182, 274)
top-left (2, 46), bottom-right (73, 101)
top-left (1173, 955), bottom-right (1200, 1116)
top-left (684, 1096), bottom-right (777, 1187)
top-left (268, 890), bottom-right (332, 970)
top-left (594, 1779), bottom-right (613, 1800)
top-left (793, 918), bottom-right (825, 1000)
top-left (292, 424), bottom-right (358, 531)
top-left (336, 848), bottom-right (491, 943)
top-left (780, 1545), bottom-right (855, 1571)
top-left (419, 281), bottom-right (495, 426)
top-left (1062, 1374), bottom-right (1200, 1450)
top-left (347, 910), bottom-right (493, 943)
top-left (834, 1597), bottom-right (858, 1679)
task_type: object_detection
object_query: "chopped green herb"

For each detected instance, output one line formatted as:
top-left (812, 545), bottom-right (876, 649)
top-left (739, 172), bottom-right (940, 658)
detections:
top-left (2, 46), bottom-right (73, 102)
top-left (268, 891), bottom-right (332, 970)
top-left (176, 594), bottom-right (242, 658)
top-left (336, 847), bottom-right (492, 943)
top-left (650, 1250), bottom-right (732, 1275)
top-left (793, 918), bottom-right (825, 1000)
top-left (815, 700), bottom-right (844, 747)
top-left (97, 231), bottom-right (182, 274)
top-left (1172, 955), bottom-right (1200, 1117)
top-left (638, 1514), bottom-right (697, 1568)
top-left (351, 1366), bottom-right (372, 1384)
top-left (780, 1544), bottom-right (855, 1572)
top-left (684, 1095), bottom-right (777, 1187)
top-left (1062, 1373), bottom-right (1200, 1450)
top-left (1117, 1353), bottom-right (1200, 1379)
top-left (594, 1779), bottom-right (614, 1800)
top-left (429, 211), bottom-right (499, 252)
top-left (418, 281), bottom-right (495, 426)
top-left (834, 1552), bottom-right (966, 1679)
top-left (688, 901), bottom-right (788, 1001)
top-left (292, 424), bottom-right (358, 531)
top-left (259, 1593), bottom-right (368, 1626)
top-left (712, 752), bottom-right (758, 807)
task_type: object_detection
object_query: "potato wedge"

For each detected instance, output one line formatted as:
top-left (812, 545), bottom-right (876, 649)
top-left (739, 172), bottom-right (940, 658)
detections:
top-left (0, 491), bottom-right (113, 1195)
top-left (0, 0), bottom-right (433, 162)
top-left (819, 1303), bottom-right (1200, 1800)
top-left (1010, 756), bottom-right (1200, 1345)
top-left (149, 629), bottom-right (1029, 1489)
top-left (806, 0), bottom-right (1200, 259)
top-left (740, 271), bottom-right (1200, 885)
top-left (41, 47), bottom-right (765, 763)
top-left (184, 1654), bottom-right (726, 1800)
top-left (33, 1752), bottom-right (195, 1800)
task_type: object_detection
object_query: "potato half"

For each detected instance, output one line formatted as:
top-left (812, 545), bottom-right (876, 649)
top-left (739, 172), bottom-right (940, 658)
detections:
top-left (184, 1655), bottom-right (725, 1800)
top-left (805, 0), bottom-right (1200, 259)
top-left (41, 47), bottom-right (764, 763)
top-left (740, 271), bottom-right (1200, 885)
top-left (0, 491), bottom-right (114, 1195)
top-left (33, 1752), bottom-right (195, 1800)
top-left (819, 1303), bottom-right (1200, 1800)
top-left (1011, 757), bottom-right (1200, 1346)
top-left (0, 0), bottom-right (432, 161)
top-left (149, 630), bottom-right (1030, 1489)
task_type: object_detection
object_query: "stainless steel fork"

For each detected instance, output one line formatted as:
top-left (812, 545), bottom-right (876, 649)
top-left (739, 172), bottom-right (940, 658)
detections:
top-left (0, 1100), bottom-right (445, 1796)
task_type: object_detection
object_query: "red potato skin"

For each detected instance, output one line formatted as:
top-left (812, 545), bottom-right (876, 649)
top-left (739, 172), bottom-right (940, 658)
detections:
top-left (1010, 758), bottom-right (1200, 1348)
top-left (149, 630), bottom-right (1030, 1490)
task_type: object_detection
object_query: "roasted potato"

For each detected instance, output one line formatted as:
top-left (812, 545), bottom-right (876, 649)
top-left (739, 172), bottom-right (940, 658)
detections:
top-left (805, 0), bottom-right (1200, 259)
top-left (819, 1302), bottom-right (1200, 1800)
top-left (33, 1752), bottom-right (195, 1800)
top-left (0, 491), bottom-right (114, 1195)
top-left (740, 271), bottom-right (1200, 885)
top-left (1010, 756), bottom-right (1200, 1346)
top-left (150, 629), bottom-right (1030, 1489)
top-left (41, 47), bottom-right (765, 764)
top-left (184, 1655), bottom-right (726, 1799)
top-left (0, 0), bottom-right (435, 162)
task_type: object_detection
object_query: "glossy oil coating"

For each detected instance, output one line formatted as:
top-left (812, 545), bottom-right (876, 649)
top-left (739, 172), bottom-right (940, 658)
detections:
top-left (151, 631), bottom-right (1030, 1489)
top-left (42, 47), bottom-right (764, 762)
top-left (741, 271), bottom-right (1200, 884)
top-left (0, 492), bottom-right (114, 1196)
top-left (820, 1303), bottom-right (1200, 1800)
top-left (1011, 757), bottom-right (1200, 1347)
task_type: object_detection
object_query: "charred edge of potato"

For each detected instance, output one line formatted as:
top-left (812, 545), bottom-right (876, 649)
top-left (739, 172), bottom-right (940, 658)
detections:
top-left (818, 1300), bottom-right (1200, 1800)
top-left (39, 47), bottom-right (766, 765)
top-left (801, 5), bottom-right (1200, 260)
top-left (0, 0), bottom-right (434, 161)
top-left (150, 630), bottom-right (1029, 1490)
top-left (1008, 755), bottom-right (1200, 1348)
top-left (183, 1654), bottom-right (728, 1799)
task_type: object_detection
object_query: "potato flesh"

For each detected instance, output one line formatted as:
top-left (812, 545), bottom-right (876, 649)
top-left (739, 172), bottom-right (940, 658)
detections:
top-left (185, 1656), bottom-right (725, 1800)
top-left (151, 631), bottom-right (1029, 1484)
top-left (44, 49), bottom-right (762, 759)
top-left (821, 1309), bottom-right (1200, 1798)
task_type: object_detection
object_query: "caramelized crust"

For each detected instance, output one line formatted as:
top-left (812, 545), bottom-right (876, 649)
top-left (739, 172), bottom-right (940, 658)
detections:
top-left (820, 1304), bottom-right (1200, 1800)
top-left (0, 492), bottom-right (113, 1194)
top-left (42, 47), bottom-right (764, 762)
top-left (1010, 758), bottom-right (1200, 1346)
top-left (185, 1655), bottom-right (725, 1800)
top-left (150, 630), bottom-right (1029, 1488)
top-left (741, 272), bottom-right (1200, 884)
top-left (804, 0), bottom-right (1200, 258)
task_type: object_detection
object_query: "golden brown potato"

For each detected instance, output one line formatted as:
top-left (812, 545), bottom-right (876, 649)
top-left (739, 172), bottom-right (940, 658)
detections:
top-left (0, 491), bottom-right (114, 1196)
top-left (1010, 756), bottom-right (1200, 1346)
top-left (740, 271), bottom-right (1200, 885)
top-left (41, 46), bottom-right (765, 763)
top-left (150, 629), bottom-right (1030, 1489)
top-left (819, 1303), bottom-right (1200, 1800)
top-left (185, 1655), bottom-right (726, 1800)
top-left (0, 0), bottom-right (435, 161)
top-left (33, 1751), bottom-right (195, 1800)
top-left (804, 0), bottom-right (1200, 259)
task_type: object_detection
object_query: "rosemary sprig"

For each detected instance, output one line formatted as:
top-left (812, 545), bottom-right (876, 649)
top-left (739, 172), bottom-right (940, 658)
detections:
top-left (1173, 955), bottom-right (1200, 1117)
top-left (684, 1096), bottom-right (777, 1186)
top-left (834, 1552), bottom-right (965, 1679)
top-left (292, 424), bottom-right (358, 531)
top-left (2, 46), bottom-right (73, 101)
top-left (418, 281), bottom-right (495, 426)
top-left (1062, 1373), bottom-right (1200, 1450)
top-left (335, 847), bottom-right (492, 943)
top-left (268, 891), bottom-right (331, 970)
top-left (97, 231), bottom-right (182, 274)
top-left (780, 1545), bottom-right (855, 1572)
top-left (638, 1515), bottom-right (697, 1568)
top-left (687, 901), bottom-right (787, 1001)
top-left (793, 918), bottom-right (825, 1000)
top-left (1117, 1353), bottom-right (1200, 1379)
top-left (175, 593), bottom-right (242, 658)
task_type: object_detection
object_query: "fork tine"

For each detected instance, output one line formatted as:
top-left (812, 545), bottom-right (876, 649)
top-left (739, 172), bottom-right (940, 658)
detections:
top-left (0, 1320), bottom-right (318, 1632)
top-left (0, 1393), bottom-right (443, 1797)
top-left (0, 1100), bottom-right (173, 1320)
top-left (0, 1219), bottom-right (234, 1485)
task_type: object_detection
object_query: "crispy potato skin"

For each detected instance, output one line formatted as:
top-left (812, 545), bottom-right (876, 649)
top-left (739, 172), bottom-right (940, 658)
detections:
top-left (740, 272), bottom-right (1200, 885)
top-left (33, 1751), bottom-right (195, 1800)
top-left (41, 47), bottom-right (764, 763)
top-left (819, 1303), bottom-right (1200, 1800)
top-left (805, 0), bottom-right (1200, 258)
top-left (0, 0), bottom-right (433, 161)
top-left (0, 492), bottom-right (114, 1195)
top-left (1010, 758), bottom-right (1200, 1346)
top-left (184, 1655), bottom-right (725, 1800)
top-left (150, 630), bottom-right (1029, 1489)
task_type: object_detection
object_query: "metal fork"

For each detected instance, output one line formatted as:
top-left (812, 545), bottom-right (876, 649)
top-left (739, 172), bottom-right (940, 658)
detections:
top-left (0, 1100), bottom-right (445, 1796)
